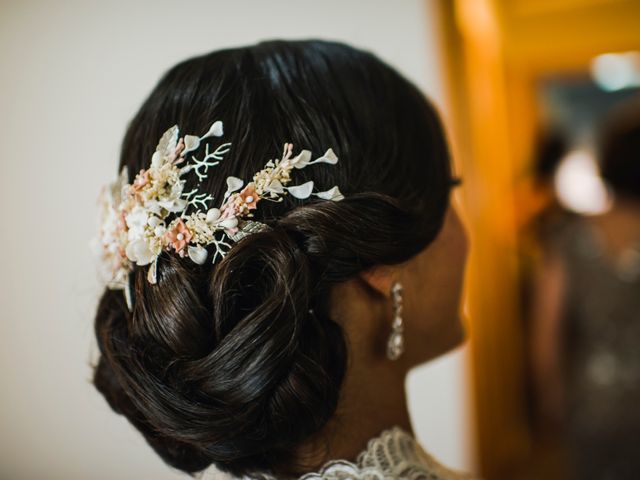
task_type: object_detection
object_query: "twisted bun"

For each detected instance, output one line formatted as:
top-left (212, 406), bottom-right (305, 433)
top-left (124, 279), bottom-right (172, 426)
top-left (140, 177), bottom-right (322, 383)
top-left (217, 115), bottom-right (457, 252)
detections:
top-left (95, 216), bottom-right (348, 477)
top-left (93, 39), bottom-right (455, 478)
top-left (94, 193), bottom-right (433, 476)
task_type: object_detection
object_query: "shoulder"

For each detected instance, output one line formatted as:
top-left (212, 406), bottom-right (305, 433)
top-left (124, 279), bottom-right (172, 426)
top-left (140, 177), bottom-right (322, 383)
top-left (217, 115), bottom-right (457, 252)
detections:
top-left (413, 443), bottom-right (479, 480)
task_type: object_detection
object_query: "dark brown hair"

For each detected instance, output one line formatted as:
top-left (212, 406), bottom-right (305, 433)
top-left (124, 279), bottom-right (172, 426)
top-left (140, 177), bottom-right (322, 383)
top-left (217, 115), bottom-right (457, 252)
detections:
top-left (598, 95), bottom-right (640, 200)
top-left (93, 39), bottom-right (456, 478)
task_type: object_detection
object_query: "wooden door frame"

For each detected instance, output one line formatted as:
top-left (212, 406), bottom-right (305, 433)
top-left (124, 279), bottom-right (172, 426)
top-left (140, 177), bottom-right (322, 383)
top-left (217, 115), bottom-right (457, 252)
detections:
top-left (435, 0), bottom-right (640, 477)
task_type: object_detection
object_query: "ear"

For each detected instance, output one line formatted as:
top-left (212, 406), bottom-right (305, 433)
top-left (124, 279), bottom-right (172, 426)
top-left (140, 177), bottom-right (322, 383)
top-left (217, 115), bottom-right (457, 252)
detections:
top-left (358, 265), bottom-right (397, 299)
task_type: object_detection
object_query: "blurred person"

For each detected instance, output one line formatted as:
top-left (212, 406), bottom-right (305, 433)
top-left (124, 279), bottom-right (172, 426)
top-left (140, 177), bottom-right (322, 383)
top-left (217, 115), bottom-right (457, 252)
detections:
top-left (531, 97), bottom-right (640, 480)
top-left (515, 129), bottom-right (573, 479)
top-left (523, 129), bottom-right (574, 421)
top-left (90, 40), bottom-right (473, 480)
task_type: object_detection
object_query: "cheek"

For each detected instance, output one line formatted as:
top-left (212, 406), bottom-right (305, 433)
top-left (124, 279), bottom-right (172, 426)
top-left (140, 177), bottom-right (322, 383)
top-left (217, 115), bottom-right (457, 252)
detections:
top-left (407, 257), bottom-right (463, 331)
top-left (403, 213), bottom-right (468, 334)
top-left (400, 254), bottom-right (465, 363)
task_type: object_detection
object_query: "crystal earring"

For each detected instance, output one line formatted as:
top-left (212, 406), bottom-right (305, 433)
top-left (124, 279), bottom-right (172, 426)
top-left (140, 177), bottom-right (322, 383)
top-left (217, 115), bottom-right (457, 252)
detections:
top-left (386, 281), bottom-right (404, 360)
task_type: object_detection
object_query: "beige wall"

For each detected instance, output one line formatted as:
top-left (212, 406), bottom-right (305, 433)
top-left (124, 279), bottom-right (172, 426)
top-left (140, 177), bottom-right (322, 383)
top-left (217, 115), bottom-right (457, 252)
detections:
top-left (0, 1), bottom-right (473, 478)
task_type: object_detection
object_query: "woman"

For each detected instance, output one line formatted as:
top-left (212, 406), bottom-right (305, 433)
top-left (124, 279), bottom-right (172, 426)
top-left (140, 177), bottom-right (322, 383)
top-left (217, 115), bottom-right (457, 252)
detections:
top-left (92, 39), bottom-right (470, 479)
top-left (531, 97), bottom-right (640, 480)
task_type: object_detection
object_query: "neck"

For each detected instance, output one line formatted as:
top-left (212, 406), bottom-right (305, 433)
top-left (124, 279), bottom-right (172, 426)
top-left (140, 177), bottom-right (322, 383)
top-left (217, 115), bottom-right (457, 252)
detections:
top-left (293, 279), bottom-right (414, 474)
top-left (327, 358), bottom-right (414, 459)
top-left (295, 338), bottom-right (413, 472)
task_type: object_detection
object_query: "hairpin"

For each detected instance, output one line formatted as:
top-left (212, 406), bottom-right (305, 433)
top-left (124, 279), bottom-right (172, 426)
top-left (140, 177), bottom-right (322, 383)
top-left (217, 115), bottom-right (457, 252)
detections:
top-left (92, 120), bottom-right (343, 310)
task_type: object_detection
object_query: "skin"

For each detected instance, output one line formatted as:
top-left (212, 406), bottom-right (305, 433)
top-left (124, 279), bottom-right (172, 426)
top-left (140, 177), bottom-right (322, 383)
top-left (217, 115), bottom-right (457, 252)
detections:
top-left (295, 201), bottom-right (470, 472)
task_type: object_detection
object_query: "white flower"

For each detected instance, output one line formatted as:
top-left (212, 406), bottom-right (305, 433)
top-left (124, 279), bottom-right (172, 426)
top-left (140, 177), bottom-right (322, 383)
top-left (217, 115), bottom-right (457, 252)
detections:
top-left (188, 245), bottom-right (209, 264)
top-left (290, 150), bottom-right (312, 169)
top-left (183, 135), bottom-right (201, 155)
top-left (100, 208), bottom-right (121, 246)
top-left (158, 197), bottom-right (187, 213)
top-left (125, 238), bottom-right (156, 265)
top-left (153, 225), bottom-right (166, 238)
top-left (292, 148), bottom-right (338, 168)
top-left (185, 212), bottom-right (216, 244)
top-left (224, 176), bottom-right (244, 199)
top-left (151, 151), bottom-right (163, 168)
top-left (220, 217), bottom-right (238, 229)
top-left (313, 148), bottom-right (338, 165)
top-left (206, 208), bottom-right (221, 223)
top-left (286, 181), bottom-right (314, 199)
top-left (147, 216), bottom-right (162, 228)
top-left (315, 186), bottom-right (344, 201)
top-left (126, 206), bottom-right (150, 240)
top-left (203, 120), bottom-right (224, 138)
top-left (266, 179), bottom-right (284, 195)
top-left (143, 200), bottom-right (164, 216)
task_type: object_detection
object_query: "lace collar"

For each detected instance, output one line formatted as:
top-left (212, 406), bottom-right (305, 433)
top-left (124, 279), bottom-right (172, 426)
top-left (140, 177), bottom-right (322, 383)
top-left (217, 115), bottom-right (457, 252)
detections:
top-left (197, 425), bottom-right (475, 480)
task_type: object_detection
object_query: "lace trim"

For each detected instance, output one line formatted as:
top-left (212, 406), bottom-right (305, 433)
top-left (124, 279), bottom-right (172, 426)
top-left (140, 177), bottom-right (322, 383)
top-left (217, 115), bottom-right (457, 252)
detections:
top-left (296, 426), bottom-right (474, 480)
top-left (198, 425), bottom-right (476, 480)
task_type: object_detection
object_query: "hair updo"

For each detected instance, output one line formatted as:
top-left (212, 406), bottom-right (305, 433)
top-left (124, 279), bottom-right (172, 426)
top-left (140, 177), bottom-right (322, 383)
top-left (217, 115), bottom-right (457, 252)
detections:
top-left (93, 39), bottom-right (456, 478)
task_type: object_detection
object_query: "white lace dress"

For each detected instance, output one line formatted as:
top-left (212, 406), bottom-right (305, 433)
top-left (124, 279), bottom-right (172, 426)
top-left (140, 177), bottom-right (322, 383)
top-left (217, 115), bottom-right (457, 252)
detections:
top-left (196, 426), bottom-right (476, 480)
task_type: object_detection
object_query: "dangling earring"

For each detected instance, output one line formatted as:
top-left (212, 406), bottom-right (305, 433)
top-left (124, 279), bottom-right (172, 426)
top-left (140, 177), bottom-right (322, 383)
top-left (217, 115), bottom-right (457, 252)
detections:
top-left (386, 281), bottom-right (404, 360)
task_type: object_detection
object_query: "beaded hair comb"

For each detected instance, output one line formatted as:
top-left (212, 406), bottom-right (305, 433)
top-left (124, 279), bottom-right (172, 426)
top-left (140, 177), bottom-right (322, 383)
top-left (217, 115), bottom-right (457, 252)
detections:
top-left (92, 120), bottom-right (343, 310)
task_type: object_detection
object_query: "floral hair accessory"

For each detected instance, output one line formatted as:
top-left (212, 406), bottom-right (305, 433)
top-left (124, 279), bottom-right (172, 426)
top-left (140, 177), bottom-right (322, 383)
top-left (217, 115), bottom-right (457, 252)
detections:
top-left (92, 120), bottom-right (343, 310)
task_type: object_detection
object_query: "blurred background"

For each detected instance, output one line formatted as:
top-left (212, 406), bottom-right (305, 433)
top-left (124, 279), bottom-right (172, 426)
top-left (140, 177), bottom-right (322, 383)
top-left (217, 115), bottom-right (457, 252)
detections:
top-left (1, 0), bottom-right (639, 479)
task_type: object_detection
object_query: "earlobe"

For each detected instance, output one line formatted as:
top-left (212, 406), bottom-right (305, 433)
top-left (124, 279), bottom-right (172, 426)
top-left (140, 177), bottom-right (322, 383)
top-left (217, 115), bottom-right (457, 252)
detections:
top-left (359, 265), bottom-right (397, 299)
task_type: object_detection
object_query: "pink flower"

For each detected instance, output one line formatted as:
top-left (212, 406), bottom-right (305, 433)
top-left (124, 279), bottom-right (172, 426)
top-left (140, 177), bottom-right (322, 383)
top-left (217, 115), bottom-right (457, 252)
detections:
top-left (216, 205), bottom-right (239, 235)
top-left (132, 169), bottom-right (150, 192)
top-left (219, 202), bottom-right (237, 220)
top-left (119, 210), bottom-right (128, 232)
top-left (282, 142), bottom-right (294, 162)
top-left (219, 185), bottom-right (259, 220)
top-left (238, 184), bottom-right (259, 210)
top-left (168, 138), bottom-right (186, 164)
top-left (164, 219), bottom-right (193, 255)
